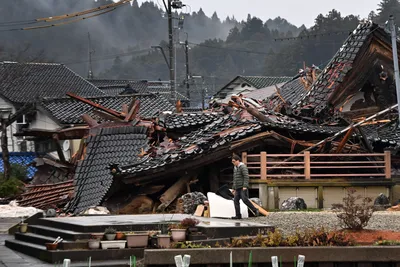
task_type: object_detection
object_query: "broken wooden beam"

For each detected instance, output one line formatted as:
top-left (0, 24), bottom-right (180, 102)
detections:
top-left (81, 114), bottom-right (99, 127)
top-left (157, 175), bottom-right (192, 212)
top-left (67, 92), bottom-right (125, 119)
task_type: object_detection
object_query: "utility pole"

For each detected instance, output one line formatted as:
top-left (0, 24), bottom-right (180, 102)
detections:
top-left (389, 15), bottom-right (400, 124)
top-left (184, 38), bottom-right (190, 102)
top-left (87, 32), bottom-right (95, 79)
top-left (0, 118), bottom-right (10, 180)
top-left (163, 0), bottom-right (175, 101)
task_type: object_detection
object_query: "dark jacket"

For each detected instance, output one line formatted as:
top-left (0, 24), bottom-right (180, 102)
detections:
top-left (233, 162), bottom-right (249, 189)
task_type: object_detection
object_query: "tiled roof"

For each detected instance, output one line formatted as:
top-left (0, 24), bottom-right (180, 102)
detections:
top-left (68, 125), bottom-right (149, 214)
top-left (119, 115), bottom-right (261, 177)
top-left (40, 94), bottom-right (175, 125)
top-left (291, 22), bottom-right (385, 118)
top-left (0, 62), bottom-right (105, 103)
top-left (18, 180), bottom-right (74, 209)
top-left (118, 113), bottom-right (344, 178)
top-left (159, 112), bottom-right (223, 130)
top-left (264, 77), bottom-right (306, 110)
top-left (88, 79), bottom-right (189, 101)
top-left (0, 152), bottom-right (38, 179)
top-left (240, 76), bottom-right (292, 89)
top-left (361, 121), bottom-right (400, 146)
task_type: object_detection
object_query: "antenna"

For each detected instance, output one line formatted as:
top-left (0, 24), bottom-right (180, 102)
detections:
top-left (87, 32), bottom-right (95, 79)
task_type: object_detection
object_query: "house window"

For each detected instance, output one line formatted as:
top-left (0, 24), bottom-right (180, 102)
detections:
top-left (16, 115), bottom-right (26, 124)
top-left (35, 140), bottom-right (58, 153)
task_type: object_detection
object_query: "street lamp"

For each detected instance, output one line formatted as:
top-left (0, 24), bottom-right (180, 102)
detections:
top-left (0, 108), bottom-right (11, 120)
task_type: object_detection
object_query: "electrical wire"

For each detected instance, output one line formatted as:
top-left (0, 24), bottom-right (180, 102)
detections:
top-left (63, 48), bottom-right (153, 65)
top-left (0, 0), bottom-right (131, 31)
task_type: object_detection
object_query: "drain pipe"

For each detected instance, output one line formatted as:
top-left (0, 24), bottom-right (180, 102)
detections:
top-left (389, 15), bottom-right (400, 125)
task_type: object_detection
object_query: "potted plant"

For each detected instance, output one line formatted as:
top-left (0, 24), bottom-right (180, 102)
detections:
top-left (104, 227), bottom-right (117, 241)
top-left (125, 231), bottom-right (149, 248)
top-left (88, 238), bottom-right (100, 249)
top-left (157, 233), bottom-right (171, 248)
top-left (19, 217), bottom-right (28, 233)
top-left (91, 233), bottom-right (104, 240)
top-left (115, 231), bottom-right (125, 240)
top-left (100, 240), bottom-right (127, 249)
top-left (180, 218), bottom-right (200, 234)
top-left (169, 223), bottom-right (187, 242)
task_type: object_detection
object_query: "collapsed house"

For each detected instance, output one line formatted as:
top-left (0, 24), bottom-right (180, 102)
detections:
top-left (13, 21), bottom-right (400, 214)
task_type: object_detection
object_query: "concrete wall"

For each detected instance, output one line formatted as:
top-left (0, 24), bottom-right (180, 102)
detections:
top-left (256, 185), bottom-right (391, 210)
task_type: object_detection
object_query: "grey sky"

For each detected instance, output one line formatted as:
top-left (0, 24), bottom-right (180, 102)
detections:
top-left (138, 0), bottom-right (381, 27)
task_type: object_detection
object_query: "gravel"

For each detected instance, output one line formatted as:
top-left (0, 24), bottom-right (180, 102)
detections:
top-left (245, 211), bottom-right (400, 235)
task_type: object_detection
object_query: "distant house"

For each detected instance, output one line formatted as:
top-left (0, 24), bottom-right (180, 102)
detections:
top-left (88, 79), bottom-right (190, 106)
top-left (211, 76), bottom-right (292, 103)
top-left (0, 61), bottom-right (105, 153)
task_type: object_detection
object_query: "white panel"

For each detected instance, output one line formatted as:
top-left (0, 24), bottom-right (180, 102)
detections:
top-left (278, 187), bottom-right (297, 207)
top-left (323, 187), bottom-right (344, 209)
top-left (207, 192), bottom-right (249, 219)
top-left (297, 187), bottom-right (318, 209)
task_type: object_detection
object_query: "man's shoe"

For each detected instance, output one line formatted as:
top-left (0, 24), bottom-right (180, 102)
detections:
top-left (254, 210), bottom-right (260, 217)
top-left (231, 216), bottom-right (242, 220)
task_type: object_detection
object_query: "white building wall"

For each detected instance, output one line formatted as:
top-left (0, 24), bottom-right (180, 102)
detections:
top-left (0, 96), bottom-right (18, 152)
top-left (29, 111), bottom-right (60, 130)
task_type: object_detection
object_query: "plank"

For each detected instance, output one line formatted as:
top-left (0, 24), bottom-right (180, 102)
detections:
top-left (194, 205), bottom-right (205, 217)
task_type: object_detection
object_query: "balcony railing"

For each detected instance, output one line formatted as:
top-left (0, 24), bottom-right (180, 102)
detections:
top-left (242, 151), bottom-right (391, 180)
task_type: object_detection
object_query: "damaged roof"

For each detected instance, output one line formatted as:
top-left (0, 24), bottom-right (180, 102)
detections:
top-left (67, 125), bottom-right (149, 214)
top-left (18, 180), bottom-right (74, 209)
top-left (291, 22), bottom-right (395, 119)
top-left (213, 76), bottom-right (292, 101)
top-left (0, 62), bottom-right (105, 104)
top-left (39, 94), bottom-right (174, 125)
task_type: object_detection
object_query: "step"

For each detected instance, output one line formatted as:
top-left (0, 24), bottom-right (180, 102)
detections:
top-left (15, 232), bottom-right (56, 246)
top-left (28, 224), bottom-right (90, 240)
top-left (6, 238), bottom-right (144, 263)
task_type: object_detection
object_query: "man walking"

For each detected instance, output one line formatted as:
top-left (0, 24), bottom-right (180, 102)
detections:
top-left (231, 155), bottom-right (259, 219)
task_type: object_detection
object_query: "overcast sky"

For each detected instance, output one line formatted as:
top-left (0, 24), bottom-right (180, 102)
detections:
top-left (138, 0), bottom-right (380, 27)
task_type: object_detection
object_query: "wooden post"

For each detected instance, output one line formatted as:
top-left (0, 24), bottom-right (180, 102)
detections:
top-left (241, 152), bottom-right (247, 164)
top-left (384, 150), bottom-right (391, 179)
top-left (260, 152), bottom-right (267, 180)
top-left (304, 151), bottom-right (311, 179)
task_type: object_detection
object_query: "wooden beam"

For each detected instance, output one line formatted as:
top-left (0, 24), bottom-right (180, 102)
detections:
top-left (384, 150), bottom-right (391, 179)
top-left (124, 100), bottom-right (140, 121)
top-left (335, 127), bottom-right (354, 153)
top-left (157, 175), bottom-right (192, 212)
top-left (260, 152), bottom-right (267, 180)
top-left (66, 92), bottom-right (125, 119)
top-left (81, 114), bottom-right (99, 127)
top-left (92, 109), bottom-right (125, 122)
top-left (304, 151), bottom-right (311, 179)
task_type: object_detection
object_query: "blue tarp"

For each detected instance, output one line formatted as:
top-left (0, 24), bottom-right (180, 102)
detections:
top-left (0, 152), bottom-right (38, 179)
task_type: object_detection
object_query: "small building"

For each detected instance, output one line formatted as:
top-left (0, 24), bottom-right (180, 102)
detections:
top-left (211, 76), bottom-right (292, 103)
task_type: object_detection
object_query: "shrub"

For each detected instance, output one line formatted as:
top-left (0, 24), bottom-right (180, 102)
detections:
top-left (332, 188), bottom-right (374, 230)
top-left (0, 177), bottom-right (24, 198)
top-left (228, 228), bottom-right (353, 247)
top-left (10, 164), bottom-right (28, 182)
top-left (171, 241), bottom-right (211, 249)
top-left (180, 218), bottom-right (200, 228)
top-left (374, 240), bottom-right (400, 246)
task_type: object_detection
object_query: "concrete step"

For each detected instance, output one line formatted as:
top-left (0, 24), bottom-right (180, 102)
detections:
top-left (28, 225), bottom-right (90, 240)
top-left (5, 238), bottom-right (144, 263)
top-left (15, 232), bottom-right (55, 246)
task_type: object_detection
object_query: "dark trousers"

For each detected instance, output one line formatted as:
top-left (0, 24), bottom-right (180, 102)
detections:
top-left (233, 188), bottom-right (257, 217)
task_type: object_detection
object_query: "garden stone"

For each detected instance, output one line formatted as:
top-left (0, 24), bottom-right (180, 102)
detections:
top-left (374, 193), bottom-right (390, 210)
top-left (281, 197), bottom-right (307, 211)
top-left (46, 209), bottom-right (57, 217)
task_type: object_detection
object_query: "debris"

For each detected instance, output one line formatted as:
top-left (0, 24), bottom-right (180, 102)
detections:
top-left (0, 201), bottom-right (43, 218)
top-left (80, 206), bottom-right (110, 215)
top-left (119, 196), bottom-right (154, 214)
top-left (157, 176), bottom-right (193, 212)
top-left (180, 192), bottom-right (207, 214)
top-left (281, 197), bottom-right (307, 211)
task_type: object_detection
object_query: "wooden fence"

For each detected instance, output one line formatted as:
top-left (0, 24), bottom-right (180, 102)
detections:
top-left (242, 151), bottom-right (391, 179)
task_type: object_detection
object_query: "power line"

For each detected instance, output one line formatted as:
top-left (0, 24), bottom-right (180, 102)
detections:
top-left (63, 48), bottom-right (152, 65)
top-left (0, 0), bottom-right (131, 31)
top-left (274, 30), bottom-right (352, 41)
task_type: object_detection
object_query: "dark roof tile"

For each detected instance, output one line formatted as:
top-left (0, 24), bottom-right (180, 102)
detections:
top-left (0, 62), bottom-right (104, 103)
